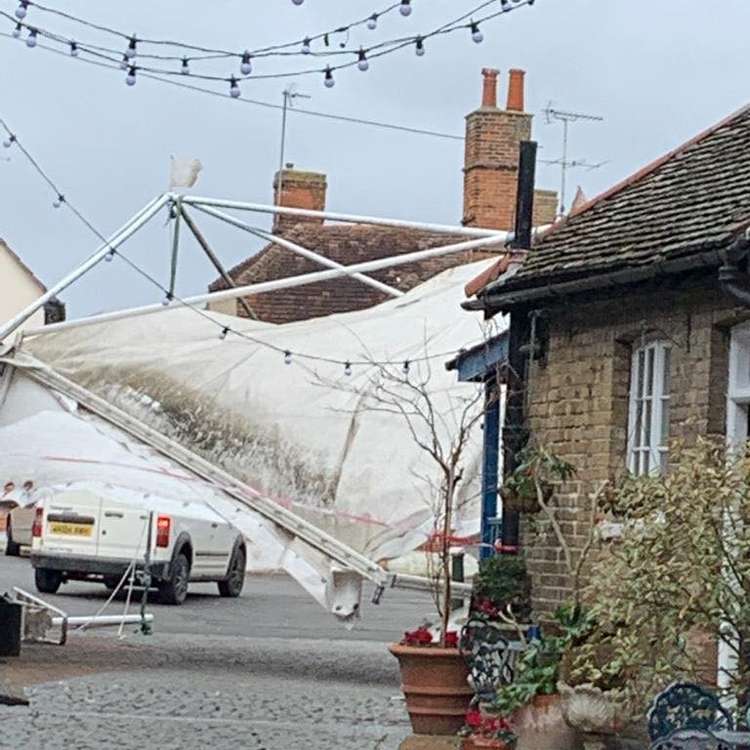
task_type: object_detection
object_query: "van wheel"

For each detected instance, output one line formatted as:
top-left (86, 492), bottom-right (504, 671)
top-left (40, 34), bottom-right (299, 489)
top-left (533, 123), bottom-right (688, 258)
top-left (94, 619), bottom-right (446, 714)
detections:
top-left (35, 568), bottom-right (62, 594)
top-left (218, 546), bottom-right (246, 598)
top-left (159, 553), bottom-right (190, 605)
top-left (5, 522), bottom-right (20, 557)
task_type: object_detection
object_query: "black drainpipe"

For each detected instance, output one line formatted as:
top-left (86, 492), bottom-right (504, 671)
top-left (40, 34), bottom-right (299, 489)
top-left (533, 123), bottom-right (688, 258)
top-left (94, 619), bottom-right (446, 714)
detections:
top-left (498, 140), bottom-right (537, 553)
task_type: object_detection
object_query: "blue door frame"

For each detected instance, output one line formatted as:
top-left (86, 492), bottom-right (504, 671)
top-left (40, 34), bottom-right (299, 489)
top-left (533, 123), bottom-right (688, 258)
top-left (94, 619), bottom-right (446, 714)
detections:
top-left (445, 333), bottom-right (508, 559)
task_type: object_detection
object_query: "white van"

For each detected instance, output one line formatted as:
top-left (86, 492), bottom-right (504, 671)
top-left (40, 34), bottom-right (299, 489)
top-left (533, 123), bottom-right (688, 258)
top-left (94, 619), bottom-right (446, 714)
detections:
top-left (30, 488), bottom-right (246, 605)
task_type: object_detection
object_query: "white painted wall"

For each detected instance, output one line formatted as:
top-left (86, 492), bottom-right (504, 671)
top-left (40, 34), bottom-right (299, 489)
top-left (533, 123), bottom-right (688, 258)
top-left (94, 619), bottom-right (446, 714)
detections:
top-left (0, 241), bottom-right (45, 331)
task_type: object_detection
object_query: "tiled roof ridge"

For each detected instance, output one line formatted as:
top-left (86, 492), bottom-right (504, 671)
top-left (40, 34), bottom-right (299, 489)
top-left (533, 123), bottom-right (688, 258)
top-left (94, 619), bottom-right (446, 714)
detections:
top-left (208, 222), bottom-right (471, 292)
top-left (537, 101), bottom-right (750, 243)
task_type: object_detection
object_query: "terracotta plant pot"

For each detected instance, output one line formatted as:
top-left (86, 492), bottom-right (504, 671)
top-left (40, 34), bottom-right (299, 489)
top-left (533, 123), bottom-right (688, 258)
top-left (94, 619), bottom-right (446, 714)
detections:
top-left (462, 736), bottom-right (513, 750)
top-left (389, 642), bottom-right (472, 735)
top-left (512, 693), bottom-right (580, 750)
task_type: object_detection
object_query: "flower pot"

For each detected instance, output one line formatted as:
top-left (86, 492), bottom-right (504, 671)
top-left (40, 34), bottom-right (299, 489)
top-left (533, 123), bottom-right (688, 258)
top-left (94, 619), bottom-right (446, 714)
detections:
top-left (462, 736), bottom-right (513, 750)
top-left (500, 483), bottom-right (553, 514)
top-left (512, 693), bottom-right (580, 750)
top-left (389, 643), bottom-right (472, 736)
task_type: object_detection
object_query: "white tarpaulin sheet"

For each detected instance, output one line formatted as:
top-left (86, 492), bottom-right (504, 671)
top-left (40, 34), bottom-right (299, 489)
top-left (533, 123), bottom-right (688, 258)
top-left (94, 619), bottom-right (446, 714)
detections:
top-left (0, 259), bottom-right (505, 613)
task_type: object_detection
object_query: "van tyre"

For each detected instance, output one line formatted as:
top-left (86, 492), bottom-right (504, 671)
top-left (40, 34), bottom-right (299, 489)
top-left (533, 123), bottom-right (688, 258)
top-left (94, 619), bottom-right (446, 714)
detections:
top-left (5, 522), bottom-right (21, 557)
top-left (159, 553), bottom-right (190, 605)
top-left (218, 546), bottom-right (246, 598)
top-left (35, 568), bottom-right (62, 594)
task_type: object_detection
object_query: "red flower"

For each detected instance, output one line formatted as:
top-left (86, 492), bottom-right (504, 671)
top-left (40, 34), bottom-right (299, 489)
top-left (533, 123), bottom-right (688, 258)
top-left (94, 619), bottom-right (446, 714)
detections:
top-left (444, 631), bottom-right (459, 648)
top-left (402, 626), bottom-right (433, 646)
top-left (466, 708), bottom-right (483, 728)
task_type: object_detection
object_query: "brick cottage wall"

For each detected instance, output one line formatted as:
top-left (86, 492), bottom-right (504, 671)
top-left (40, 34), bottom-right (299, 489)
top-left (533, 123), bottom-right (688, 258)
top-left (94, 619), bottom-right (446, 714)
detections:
top-left (521, 278), bottom-right (740, 617)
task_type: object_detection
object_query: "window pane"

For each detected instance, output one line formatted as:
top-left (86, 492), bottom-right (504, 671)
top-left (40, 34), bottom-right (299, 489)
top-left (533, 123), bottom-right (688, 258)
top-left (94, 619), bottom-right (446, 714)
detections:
top-left (634, 401), bottom-right (643, 448)
top-left (646, 347), bottom-right (655, 397)
top-left (660, 398), bottom-right (670, 445)
top-left (643, 400), bottom-right (653, 447)
top-left (637, 350), bottom-right (645, 398)
top-left (643, 450), bottom-right (650, 474)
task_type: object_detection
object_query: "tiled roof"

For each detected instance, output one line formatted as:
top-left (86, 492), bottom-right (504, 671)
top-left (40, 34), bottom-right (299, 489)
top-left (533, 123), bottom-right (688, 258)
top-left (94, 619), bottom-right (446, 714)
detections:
top-left (487, 104), bottom-right (750, 295)
top-left (210, 223), bottom-right (503, 324)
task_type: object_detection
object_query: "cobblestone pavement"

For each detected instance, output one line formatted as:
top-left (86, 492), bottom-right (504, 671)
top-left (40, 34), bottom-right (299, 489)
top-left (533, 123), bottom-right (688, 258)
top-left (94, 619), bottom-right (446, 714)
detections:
top-left (1, 634), bottom-right (412, 749)
top-left (0, 556), bottom-right (435, 750)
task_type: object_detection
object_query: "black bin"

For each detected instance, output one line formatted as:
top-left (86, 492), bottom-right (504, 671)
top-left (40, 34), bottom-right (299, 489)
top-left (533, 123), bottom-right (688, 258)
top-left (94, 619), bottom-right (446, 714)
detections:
top-left (0, 595), bottom-right (22, 657)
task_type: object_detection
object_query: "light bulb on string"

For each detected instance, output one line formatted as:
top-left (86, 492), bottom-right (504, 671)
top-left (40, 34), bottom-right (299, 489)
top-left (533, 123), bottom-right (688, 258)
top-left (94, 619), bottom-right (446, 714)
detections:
top-left (161, 293), bottom-right (173, 307)
top-left (415, 36), bottom-right (425, 56)
top-left (402, 360), bottom-right (410, 376)
top-left (104, 250), bottom-right (115, 262)
top-left (25, 28), bottom-right (37, 48)
top-left (367, 13), bottom-right (378, 30)
top-left (125, 35), bottom-right (137, 59)
top-left (399, 0), bottom-right (412, 17)
top-left (344, 361), bottom-right (352, 377)
top-left (181, 57), bottom-right (189, 75)
top-left (291, 0), bottom-right (304, 5)
top-left (219, 327), bottom-right (229, 340)
top-left (229, 76), bottom-right (241, 98)
top-left (12, 23), bottom-right (21, 39)
top-left (15, 1), bottom-right (28, 20)
top-left (3, 135), bottom-right (16, 149)
top-left (240, 51), bottom-right (252, 75)
top-left (471, 22), bottom-right (483, 43)
top-left (301, 37), bottom-right (311, 54)
top-left (52, 194), bottom-right (64, 208)
top-left (69, 41), bottom-right (79, 57)
top-left (357, 49), bottom-right (369, 72)
top-left (125, 66), bottom-right (137, 86)
top-left (120, 54), bottom-right (128, 70)
top-left (324, 67), bottom-right (335, 88)
top-left (284, 351), bottom-right (292, 365)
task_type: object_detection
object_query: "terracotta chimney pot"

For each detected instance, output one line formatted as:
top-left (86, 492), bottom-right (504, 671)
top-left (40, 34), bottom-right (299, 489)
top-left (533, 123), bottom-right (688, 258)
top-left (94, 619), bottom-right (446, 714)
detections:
top-left (481, 67), bottom-right (500, 108)
top-left (507, 69), bottom-right (525, 112)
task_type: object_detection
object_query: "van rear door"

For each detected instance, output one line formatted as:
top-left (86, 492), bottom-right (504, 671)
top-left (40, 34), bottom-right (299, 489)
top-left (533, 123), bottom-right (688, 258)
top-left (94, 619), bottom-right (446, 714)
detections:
top-left (42, 489), bottom-right (101, 557)
top-left (97, 495), bottom-right (150, 562)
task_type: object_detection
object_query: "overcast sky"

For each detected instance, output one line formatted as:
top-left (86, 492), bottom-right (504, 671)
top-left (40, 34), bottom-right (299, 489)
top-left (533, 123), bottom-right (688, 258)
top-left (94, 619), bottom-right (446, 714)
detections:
top-left (2, 0), bottom-right (748, 318)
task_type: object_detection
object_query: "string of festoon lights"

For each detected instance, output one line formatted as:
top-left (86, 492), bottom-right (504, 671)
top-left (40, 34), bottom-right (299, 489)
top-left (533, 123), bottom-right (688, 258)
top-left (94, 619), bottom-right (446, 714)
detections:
top-left (0, 117), bottom-right (494, 376)
top-left (5, 0), bottom-right (536, 93)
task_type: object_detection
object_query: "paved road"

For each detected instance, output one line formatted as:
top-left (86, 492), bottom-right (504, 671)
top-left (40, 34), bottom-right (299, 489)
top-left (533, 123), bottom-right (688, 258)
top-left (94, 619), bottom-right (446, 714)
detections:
top-left (0, 554), bottom-right (434, 749)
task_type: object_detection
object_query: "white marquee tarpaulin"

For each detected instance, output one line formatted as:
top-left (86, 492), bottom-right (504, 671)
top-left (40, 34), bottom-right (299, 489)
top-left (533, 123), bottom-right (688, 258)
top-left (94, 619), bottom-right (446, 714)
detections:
top-left (0, 259), bottom-right (505, 617)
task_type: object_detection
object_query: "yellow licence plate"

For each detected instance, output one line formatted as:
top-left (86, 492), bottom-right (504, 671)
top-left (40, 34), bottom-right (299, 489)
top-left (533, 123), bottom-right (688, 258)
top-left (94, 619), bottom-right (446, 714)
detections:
top-left (49, 522), bottom-right (93, 537)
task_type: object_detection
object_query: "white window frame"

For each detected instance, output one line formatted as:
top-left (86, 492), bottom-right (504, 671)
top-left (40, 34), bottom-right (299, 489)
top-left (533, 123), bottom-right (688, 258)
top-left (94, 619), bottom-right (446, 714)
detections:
top-left (627, 340), bottom-right (672, 476)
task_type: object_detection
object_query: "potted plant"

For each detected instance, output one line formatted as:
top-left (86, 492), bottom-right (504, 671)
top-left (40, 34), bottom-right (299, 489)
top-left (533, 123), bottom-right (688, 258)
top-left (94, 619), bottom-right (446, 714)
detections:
top-left (490, 605), bottom-right (585, 750)
top-left (460, 707), bottom-right (518, 749)
top-left (500, 446), bottom-right (575, 514)
top-left (342, 359), bottom-right (495, 735)
top-left (471, 553), bottom-right (532, 625)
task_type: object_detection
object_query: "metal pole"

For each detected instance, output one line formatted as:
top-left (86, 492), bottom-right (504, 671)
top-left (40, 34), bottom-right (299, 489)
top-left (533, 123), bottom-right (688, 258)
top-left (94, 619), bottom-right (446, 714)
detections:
top-left (0, 194), bottom-right (171, 343)
top-left (180, 208), bottom-right (258, 319)
top-left (168, 198), bottom-right (182, 300)
top-left (52, 614), bottom-right (154, 629)
top-left (560, 119), bottom-right (569, 216)
top-left (181, 195), bottom-right (505, 238)
top-left (277, 89), bottom-right (289, 209)
top-left (26, 232), bottom-right (511, 336)
top-left (139, 510), bottom-right (154, 635)
top-left (192, 204), bottom-right (404, 298)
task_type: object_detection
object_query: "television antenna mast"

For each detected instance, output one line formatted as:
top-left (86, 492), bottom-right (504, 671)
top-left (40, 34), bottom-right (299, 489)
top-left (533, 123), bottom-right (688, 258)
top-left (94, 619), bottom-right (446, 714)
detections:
top-left (543, 104), bottom-right (604, 216)
top-left (276, 84), bottom-right (312, 206)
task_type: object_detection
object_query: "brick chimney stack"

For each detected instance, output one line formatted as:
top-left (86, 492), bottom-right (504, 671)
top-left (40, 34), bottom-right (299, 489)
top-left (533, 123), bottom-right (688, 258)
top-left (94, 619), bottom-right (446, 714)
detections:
top-left (273, 165), bottom-right (327, 233)
top-left (462, 69), bottom-right (533, 231)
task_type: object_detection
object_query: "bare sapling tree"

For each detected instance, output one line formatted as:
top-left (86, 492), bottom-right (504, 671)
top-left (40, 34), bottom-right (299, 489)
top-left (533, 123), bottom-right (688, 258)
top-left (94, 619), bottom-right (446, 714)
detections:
top-left (326, 349), bottom-right (500, 646)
